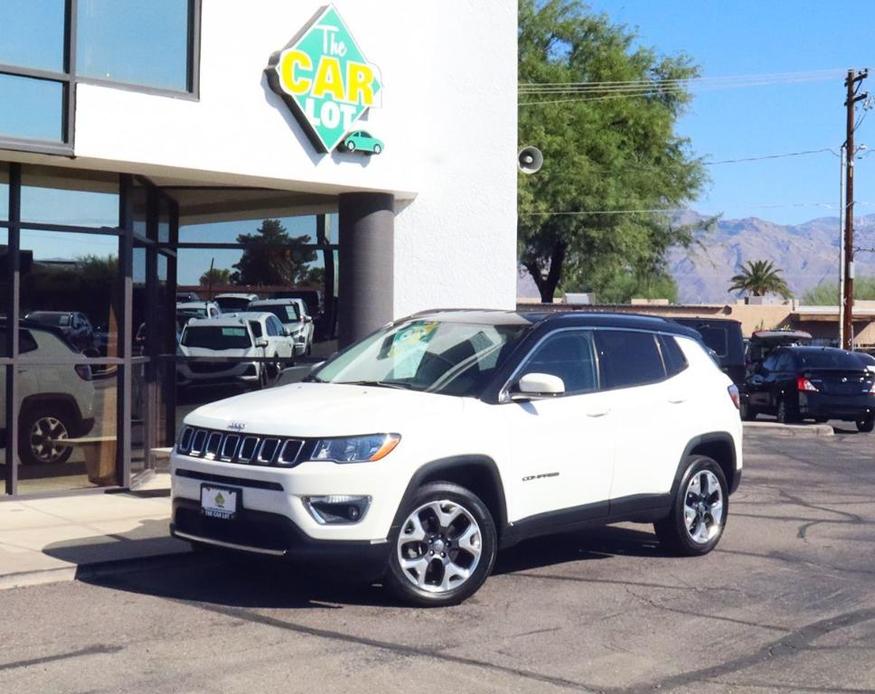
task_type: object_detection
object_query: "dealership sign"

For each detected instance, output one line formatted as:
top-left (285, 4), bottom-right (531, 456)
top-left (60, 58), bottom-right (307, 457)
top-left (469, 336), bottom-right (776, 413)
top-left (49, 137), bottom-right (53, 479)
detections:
top-left (267, 5), bottom-right (382, 153)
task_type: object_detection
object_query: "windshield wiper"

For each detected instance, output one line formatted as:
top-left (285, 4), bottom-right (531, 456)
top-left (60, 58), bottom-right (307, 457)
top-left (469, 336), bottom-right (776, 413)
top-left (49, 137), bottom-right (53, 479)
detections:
top-left (335, 379), bottom-right (411, 390)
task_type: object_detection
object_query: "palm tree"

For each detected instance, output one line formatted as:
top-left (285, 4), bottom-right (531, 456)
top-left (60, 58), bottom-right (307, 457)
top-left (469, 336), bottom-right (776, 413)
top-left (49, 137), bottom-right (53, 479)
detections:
top-left (199, 267), bottom-right (232, 287)
top-left (729, 259), bottom-right (792, 299)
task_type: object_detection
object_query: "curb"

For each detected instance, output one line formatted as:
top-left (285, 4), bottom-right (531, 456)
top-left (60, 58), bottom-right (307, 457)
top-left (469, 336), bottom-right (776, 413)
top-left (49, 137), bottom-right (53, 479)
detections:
top-left (743, 421), bottom-right (834, 437)
top-left (0, 547), bottom-right (192, 592)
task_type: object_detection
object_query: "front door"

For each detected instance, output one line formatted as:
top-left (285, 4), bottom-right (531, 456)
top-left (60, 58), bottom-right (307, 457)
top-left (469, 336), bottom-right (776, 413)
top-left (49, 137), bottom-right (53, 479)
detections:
top-left (501, 329), bottom-right (615, 523)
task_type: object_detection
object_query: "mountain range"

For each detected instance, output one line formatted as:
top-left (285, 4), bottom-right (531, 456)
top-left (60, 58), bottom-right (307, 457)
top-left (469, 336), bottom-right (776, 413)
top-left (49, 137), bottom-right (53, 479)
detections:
top-left (517, 212), bottom-right (875, 304)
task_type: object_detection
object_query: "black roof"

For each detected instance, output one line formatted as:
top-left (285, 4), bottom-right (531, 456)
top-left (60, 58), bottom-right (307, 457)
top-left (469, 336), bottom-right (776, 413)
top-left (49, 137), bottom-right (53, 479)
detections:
top-left (408, 308), bottom-right (702, 339)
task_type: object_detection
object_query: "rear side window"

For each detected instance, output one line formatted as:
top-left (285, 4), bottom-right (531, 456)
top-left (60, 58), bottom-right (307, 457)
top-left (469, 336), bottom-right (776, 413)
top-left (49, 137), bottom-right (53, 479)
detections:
top-left (695, 325), bottom-right (728, 358)
top-left (659, 335), bottom-right (688, 377)
top-left (595, 330), bottom-right (666, 390)
top-left (519, 330), bottom-right (598, 395)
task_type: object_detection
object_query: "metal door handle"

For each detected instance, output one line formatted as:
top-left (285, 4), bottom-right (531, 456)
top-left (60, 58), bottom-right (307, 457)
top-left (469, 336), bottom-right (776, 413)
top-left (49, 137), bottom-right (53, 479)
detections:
top-left (586, 409), bottom-right (610, 418)
top-left (668, 397), bottom-right (686, 404)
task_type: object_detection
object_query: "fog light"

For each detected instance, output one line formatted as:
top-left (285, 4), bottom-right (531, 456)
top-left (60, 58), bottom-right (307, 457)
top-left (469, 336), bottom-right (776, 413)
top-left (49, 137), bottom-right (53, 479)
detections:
top-left (303, 495), bottom-right (371, 524)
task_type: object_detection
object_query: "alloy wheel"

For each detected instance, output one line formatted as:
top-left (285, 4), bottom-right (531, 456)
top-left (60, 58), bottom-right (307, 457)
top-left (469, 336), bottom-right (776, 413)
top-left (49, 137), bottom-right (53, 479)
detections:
top-left (30, 416), bottom-right (70, 464)
top-left (683, 469), bottom-right (724, 544)
top-left (397, 500), bottom-right (482, 593)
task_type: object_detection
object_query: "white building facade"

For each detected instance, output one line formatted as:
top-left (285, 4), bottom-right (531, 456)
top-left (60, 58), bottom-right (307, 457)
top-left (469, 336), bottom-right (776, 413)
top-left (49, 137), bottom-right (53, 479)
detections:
top-left (0, 1), bottom-right (517, 496)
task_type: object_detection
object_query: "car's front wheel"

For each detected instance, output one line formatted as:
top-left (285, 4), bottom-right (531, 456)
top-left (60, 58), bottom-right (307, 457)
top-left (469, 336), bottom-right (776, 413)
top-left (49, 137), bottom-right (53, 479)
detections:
top-left (346, 141), bottom-right (356, 152)
top-left (857, 416), bottom-right (874, 433)
top-left (386, 482), bottom-right (497, 607)
top-left (655, 456), bottom-right (728, 556)
top-left (19, 407), bottom-right (75, 465)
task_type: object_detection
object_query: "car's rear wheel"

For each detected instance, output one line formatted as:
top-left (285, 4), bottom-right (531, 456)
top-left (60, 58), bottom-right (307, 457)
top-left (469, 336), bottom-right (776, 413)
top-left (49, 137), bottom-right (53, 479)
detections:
top-left (857, 416), bottom-right (874, 433)
top-left (346, 141), bottom-right (356, 152)
top-left (19, 407), bottom-right (75, 465)
top-left (386, 482), bottom-right (497, 607)
top-left (655, 456), bottom-right (728, 556)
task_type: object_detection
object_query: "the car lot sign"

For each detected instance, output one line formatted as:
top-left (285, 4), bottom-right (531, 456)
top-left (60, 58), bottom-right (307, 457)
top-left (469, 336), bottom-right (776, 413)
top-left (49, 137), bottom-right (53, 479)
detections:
top-left (267, 5), bottom-right (382, 153)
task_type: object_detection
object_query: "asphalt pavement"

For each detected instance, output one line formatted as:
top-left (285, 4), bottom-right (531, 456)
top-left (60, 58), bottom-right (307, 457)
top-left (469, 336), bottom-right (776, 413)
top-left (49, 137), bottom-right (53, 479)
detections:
top-left (1, 428), bottom-right (874, 693)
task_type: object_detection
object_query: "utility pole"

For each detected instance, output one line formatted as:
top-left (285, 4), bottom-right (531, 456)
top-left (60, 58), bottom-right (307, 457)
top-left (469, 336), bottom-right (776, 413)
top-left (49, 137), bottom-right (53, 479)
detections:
top-left (842, 68), bottom-right (868, 350)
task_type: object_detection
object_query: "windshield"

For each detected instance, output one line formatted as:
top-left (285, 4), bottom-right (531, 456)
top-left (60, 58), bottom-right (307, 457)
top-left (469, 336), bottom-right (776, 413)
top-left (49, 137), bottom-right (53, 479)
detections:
top-left (182, 326), bottom-right (251, 349)
top-left (257, 304), bottom-right (301, 323)
top-left (216, 297), bottom-right (252, 311)
top-left (797, 350), bottom-right (865, 370)
top-left (313, 319), bottom-right (528, 396)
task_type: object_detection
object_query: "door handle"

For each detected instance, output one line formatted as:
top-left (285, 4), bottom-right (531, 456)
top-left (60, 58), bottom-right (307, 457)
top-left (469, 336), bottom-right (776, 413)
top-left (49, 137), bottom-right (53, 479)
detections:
top-left (668, 396), bottom-right (686, 404)
top-left (586, 408), bottom-right (610, 418)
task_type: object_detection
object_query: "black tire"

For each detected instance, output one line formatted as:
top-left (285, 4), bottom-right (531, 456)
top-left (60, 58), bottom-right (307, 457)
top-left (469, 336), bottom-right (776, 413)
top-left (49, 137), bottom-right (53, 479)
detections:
top-left (655, 456), bottom-right (729, 556)
top-left (776, 397), bottom-right (796, 424)
top-left (18, 406), bottom-right (76, 465)
top-left (739, 399), bottom-right (757, 421)
top-left (857, 416), bottom-right (874, 433)
top-left (385, 482), bottom-right (497, 607)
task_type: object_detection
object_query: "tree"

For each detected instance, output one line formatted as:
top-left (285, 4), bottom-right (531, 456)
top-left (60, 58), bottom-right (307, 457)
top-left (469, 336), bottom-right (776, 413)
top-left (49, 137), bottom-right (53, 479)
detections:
top-left (802, 276), bottom-right (875, 305)
top-left (231, 219), bottom-right (318, 286)
top-left (518, 0), bottom-right (706, 303)
top-left (728, 259), bottom-right (792, 299)
top-left (594, 268), bottom-right (679, 304)
top-left (199, 267), bottom-right (232, 287)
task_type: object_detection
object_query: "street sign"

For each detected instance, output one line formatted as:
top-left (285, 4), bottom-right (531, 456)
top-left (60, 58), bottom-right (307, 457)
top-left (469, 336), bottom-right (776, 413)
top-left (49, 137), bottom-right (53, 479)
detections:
top-left (267, 5), bottom-right (383, 153)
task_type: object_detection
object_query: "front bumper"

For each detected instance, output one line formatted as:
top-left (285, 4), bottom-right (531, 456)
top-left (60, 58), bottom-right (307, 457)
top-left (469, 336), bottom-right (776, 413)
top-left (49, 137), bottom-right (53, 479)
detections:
top-left (171, 498), bottom-right (389, 575)
top-left (176, 362), bottom-right (260, 387)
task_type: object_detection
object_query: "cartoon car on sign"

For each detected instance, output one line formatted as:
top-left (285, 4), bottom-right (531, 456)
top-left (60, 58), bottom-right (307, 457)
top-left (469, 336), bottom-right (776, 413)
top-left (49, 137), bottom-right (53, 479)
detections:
top-left (342, 131), bottom-right (383, 155)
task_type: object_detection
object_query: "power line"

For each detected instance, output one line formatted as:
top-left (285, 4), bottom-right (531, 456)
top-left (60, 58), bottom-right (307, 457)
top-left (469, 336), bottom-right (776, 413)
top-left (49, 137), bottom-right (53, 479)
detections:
top-left (704, 148), bottom-right (836, 165)
top-left (519, 201), bottom-right (875, 217)
top-left (519, 69), bottom-right (843, 89)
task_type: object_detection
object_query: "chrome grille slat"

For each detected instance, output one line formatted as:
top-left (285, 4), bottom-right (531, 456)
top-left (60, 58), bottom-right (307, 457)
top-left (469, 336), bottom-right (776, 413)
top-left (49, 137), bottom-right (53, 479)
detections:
top-left (177, 427), bottom-right (304, 468)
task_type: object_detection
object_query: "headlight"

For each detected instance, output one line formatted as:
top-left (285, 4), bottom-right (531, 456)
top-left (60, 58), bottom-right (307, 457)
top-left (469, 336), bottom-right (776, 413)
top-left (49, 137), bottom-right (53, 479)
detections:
top-left (310, 434), bottom-right (400, 463)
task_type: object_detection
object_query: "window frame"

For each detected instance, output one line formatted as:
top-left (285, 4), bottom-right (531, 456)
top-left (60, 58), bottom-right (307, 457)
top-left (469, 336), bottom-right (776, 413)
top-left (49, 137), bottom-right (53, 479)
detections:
top-left (0, 0), bottom-right (202, 155)
top-left (511, 328), bottom-right (600, 398)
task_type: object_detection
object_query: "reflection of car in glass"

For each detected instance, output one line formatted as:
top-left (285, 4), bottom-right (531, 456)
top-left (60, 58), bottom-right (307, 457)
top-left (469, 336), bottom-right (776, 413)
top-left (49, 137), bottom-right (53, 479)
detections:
top-left (341, 130), bottom-right (383, 154)
top-left (176, 301), bottom-right (221, 330)
top-left (742, 346), bottom-right (875, 431)
top-left (215, 293), bottom-right (259, 313)
top-left (248, 299), bottom-right (313, 356)
top-left (177, 317), bottom-right (273, 390)
top-left (24, 311), bottom-right (98, 354)
top-left (1, 320), bottom-right (96, 465)
top-left (858, 351), bottom-right (875, 375)
top-left (223, 311), bottom-right (296, 375)
top-left (171, 310), bottom-right (743, 606)
top-left (671, 318), bottom-right (745, 385)
top-left (176, 291), bottom-right (201, 303)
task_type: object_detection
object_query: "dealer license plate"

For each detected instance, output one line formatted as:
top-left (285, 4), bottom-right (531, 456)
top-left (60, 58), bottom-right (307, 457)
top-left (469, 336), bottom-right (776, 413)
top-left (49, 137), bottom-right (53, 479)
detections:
top-left (200, 484), bottom-right (240, 520)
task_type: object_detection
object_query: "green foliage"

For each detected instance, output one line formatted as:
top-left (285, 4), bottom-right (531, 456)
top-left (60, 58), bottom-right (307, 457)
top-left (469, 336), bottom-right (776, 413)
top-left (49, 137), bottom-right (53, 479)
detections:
top-left (591, 269), bottom-right (679, 304)
top-left (802, 276), bottom-right (875, 305)
top-left (231, 219), bottom-right (320, 287)
top-left (199, 267), bottom-right (232, 287)
top-left (728, 259), bottom-right (791, 299)
top-left (518, 0), bottom-right (706, 303)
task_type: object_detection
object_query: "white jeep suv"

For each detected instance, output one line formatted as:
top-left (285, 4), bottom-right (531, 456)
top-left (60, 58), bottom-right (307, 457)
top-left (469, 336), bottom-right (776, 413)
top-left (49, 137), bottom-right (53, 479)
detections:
top-left (171, 311), bottom-right (742, 606)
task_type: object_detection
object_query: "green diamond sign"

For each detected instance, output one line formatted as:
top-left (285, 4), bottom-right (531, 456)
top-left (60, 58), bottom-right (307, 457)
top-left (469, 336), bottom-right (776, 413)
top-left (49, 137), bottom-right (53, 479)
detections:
top-left (267, 5), bottom-right (383, 153)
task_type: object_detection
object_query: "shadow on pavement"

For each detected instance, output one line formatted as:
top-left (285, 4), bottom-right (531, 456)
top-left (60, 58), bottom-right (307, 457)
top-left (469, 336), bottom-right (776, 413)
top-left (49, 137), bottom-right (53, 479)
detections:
top-left (68, 522), bottom-right (665, 610)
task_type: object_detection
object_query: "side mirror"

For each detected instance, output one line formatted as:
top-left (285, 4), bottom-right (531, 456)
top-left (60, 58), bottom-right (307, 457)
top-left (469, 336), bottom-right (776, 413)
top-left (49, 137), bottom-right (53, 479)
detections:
top-left (511, 372), bottom-right (565, 401)
top-left (304, 315), bottom-right (313, 323)
top-left (255, 338), bottom-right (269, 348)
top-left (310, 361), bottom-right (325, 373)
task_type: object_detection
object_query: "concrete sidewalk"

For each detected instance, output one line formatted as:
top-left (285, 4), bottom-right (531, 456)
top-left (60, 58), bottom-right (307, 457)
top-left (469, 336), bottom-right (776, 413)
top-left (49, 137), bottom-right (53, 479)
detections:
top-left (0, 473), bottom-right (189, 591)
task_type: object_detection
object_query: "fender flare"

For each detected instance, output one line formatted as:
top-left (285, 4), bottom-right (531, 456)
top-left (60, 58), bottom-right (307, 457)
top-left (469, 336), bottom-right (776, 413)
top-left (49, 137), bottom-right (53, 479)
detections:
top-left (389, 455), bottom-right (509, 537)
top-left (670, 431), bottom-right (739, 498)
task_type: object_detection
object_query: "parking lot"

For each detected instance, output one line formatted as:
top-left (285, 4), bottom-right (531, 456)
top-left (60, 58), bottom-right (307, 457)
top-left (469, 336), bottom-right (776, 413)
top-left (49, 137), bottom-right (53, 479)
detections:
top-left (2, 427), bottom-right (874, 693)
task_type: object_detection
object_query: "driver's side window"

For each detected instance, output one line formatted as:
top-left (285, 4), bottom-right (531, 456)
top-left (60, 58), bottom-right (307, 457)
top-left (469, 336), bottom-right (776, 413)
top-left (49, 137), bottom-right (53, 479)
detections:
top-left (517, 330), bottom-right (597, 396)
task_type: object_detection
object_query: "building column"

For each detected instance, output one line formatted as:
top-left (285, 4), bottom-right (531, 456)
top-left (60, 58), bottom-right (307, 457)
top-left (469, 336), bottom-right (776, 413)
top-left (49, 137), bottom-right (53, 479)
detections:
top-left (337, 192), bottom-right (395, 347)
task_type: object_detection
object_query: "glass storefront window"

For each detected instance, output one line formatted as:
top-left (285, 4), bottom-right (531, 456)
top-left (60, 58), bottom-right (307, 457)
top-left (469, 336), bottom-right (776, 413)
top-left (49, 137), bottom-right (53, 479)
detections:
top-left (15, 366), bottom-right (118, 494)
top-left (0, 0), bottom-right (66, 73)
top-left (22, 167), bottom-right (119, 228)
top-left (0, 74), bottom-right (64, 142)
top-left (0, 164), bottom-right (8, 221)
top-left (20, 230), bottom-right (120, 357)
top-left (179, 215), bottom-right (320, 244)
top-left (77, 0), bottom-right (193, 92)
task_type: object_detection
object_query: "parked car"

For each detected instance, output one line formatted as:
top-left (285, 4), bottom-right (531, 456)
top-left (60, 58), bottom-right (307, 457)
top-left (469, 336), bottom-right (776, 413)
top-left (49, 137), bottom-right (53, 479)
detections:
top-left (177, 317), bottom-right (274, 391)
top-left (745, 330), bottom-right (812, 374)
top-left (671, 318), bottom-right (746, 384)
top-left (24, 311), bottom-right (98, 354)
top-left (214, 293), bottom-right (259, 313)
top-left (223, 311), bottom-right (296, 374)
top-left (741, 346), bottom-right (875, 431)
top-left (270, 289), bottom-right (322, 321)
top-left (857, 351), bottom-right (875, 374)
top-left (1, 320), bottom-right (96, 465)
top-left (342, 130), bottom-right (383, 154)
top-left (248, 298), bottom-right (314, 356)
top-left (171, 310), bottom-right (742, 606)
top-left (176, 301), bottom-right (221, 329)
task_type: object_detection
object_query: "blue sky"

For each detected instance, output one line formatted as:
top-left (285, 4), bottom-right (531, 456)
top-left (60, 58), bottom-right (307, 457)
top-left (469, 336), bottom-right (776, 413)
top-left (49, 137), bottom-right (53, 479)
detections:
top-left (585, 0), bottom-right (875, 225)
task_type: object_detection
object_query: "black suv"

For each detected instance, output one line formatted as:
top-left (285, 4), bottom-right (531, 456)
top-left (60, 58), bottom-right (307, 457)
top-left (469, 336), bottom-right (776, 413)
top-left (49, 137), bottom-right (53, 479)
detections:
top-left (671, 318), bottom-right (746, 385)
top-left (742, 346), bottom-right (875, 431)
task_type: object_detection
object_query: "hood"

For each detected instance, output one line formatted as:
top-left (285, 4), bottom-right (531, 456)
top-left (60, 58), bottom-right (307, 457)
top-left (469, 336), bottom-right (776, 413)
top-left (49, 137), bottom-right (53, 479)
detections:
top-left (179, 345), bottom-right (254, 357)
top-left (184, 382), bottom-right (465, 437)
